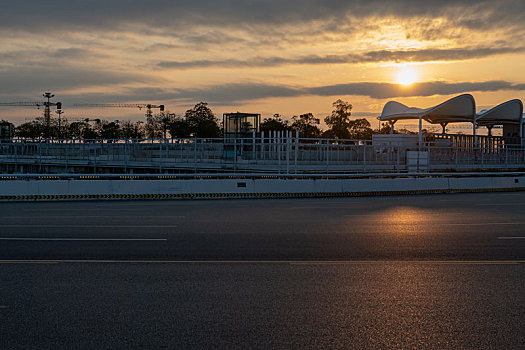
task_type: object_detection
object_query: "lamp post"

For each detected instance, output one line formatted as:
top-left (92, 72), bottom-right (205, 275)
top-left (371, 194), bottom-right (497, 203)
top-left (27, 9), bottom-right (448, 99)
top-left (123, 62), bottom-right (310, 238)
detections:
top-left (55, 109), bottom-right (64, 139)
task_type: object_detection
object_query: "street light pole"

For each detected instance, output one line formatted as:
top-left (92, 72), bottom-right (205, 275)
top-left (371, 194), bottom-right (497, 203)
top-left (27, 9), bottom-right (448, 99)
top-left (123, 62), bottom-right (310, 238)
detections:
top-left (55, 109), bottom-right (64, 139)
top-left (43, 92), bottom-right (55, 138)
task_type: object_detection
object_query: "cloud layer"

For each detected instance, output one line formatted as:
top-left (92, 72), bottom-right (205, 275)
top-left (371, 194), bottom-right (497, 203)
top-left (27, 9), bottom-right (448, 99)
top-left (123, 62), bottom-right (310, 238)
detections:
top-left (61, 80), bottom-right (525, 106)
top-left (158, 47), bottom-right (524, 69)
top-left (2, 1), bottom-right (525, 31)
top-left (2, 0), bottom-right (525, 118)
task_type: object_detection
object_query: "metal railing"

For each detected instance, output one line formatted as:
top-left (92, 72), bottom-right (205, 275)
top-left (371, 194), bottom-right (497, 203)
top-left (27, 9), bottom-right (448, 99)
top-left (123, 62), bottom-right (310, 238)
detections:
top-left (1, 136), bottom-right (524, 174)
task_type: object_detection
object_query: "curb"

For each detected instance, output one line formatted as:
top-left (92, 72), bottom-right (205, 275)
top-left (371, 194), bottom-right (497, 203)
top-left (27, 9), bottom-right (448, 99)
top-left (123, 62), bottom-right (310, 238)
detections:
top-left (2, 187), bottom-right (525, 201)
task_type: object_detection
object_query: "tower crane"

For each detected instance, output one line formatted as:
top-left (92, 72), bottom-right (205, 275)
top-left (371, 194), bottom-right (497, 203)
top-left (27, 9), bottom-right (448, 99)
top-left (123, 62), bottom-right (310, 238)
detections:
top-left (74, 103), bottom-right (165, 118)
top-left (0, 92), bottom-right (62, 138)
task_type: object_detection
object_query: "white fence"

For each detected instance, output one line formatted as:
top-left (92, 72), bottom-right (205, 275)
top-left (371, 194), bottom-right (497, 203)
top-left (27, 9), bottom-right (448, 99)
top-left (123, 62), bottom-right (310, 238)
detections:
top-left (0, 135), bottom-right (524, 174)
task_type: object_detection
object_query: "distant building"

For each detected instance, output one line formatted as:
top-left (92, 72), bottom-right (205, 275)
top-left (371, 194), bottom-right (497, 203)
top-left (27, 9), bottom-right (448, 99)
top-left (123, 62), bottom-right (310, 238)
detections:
top-left (0, 121), bottom-right (14, 142)
top-left (223, 113), bottom-right (260, 138)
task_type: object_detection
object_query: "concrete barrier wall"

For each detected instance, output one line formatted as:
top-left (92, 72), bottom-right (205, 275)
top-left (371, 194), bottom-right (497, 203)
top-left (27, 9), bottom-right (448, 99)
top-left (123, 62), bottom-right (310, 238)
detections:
top-left (1, 176), bottom-right (524, 200)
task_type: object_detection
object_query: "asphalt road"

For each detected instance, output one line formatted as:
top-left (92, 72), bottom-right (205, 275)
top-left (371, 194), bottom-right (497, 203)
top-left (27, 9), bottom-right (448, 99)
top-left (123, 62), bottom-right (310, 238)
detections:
top-left (1, 193), bottom-right (524, 349)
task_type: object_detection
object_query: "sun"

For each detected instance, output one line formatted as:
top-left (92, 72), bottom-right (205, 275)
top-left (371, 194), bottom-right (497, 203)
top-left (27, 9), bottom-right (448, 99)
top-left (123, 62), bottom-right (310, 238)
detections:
top-left (396, 67), bottom-right (418, 86)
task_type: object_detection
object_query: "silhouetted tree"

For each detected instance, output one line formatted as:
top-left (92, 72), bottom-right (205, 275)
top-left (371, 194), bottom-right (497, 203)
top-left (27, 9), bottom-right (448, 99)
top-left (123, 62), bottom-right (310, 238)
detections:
top-left (168, 117), bottom-right (192, 138)
top-left (375, 122), bottom-right (392, 134)
top-left (324, 99), bottom-right (353, 139)
top-left (67, 121), bottom-right (89, 139)
top-left (260, 114), bottom-right (290, 134)
top-left (144, 112), bottom-right (180, 139)
top-left (348, 118), bottom-right (373, 139)
top-left (397, 127), bottom-right (418, 135)
top-left (144, 114), bottom-right (164, 139)
top-left (83, 120), bottom-right (102, 140)
top-left (100, 121), bottom-right (121, 140)
top-left (159, 113), bottom-right (179, 138)
top-left (15, 121), bottom-right (44, 139)
top-left (291, 113), bottom-right (321, 138)
top-left (120, 121), bottom-right (144, 139)
top-left (184, 102), bottom-right (220, 138)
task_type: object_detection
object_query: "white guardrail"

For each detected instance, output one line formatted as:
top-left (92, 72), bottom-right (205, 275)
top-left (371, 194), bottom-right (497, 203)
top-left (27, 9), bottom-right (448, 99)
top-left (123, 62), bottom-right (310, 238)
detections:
top-left (1, 172), bottom-right (524, 201)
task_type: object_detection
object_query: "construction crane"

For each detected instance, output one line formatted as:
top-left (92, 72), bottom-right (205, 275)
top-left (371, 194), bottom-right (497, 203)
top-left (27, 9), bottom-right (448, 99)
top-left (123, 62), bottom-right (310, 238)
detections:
top-left (0, 92), bottom-right (62, 138)
top-left (74, 103), bottom-right (165, 118)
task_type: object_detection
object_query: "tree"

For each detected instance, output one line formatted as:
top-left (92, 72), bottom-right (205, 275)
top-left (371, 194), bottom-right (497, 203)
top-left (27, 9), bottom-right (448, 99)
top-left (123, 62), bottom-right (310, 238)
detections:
top-left (375, 122), bottom-right (392, 135)
top-left (144, 112), bottom-right (180, 139)
top-left (159, 113), bottom-right (179, 138)
top-left (144, 114), bottom-right (164, 139)
top-left (260, 114), bottom-right (290, 134)
top-left (168, 117), bottom-right (192, 138)
top-left (83, 120), bottom-right (102, 140)
top-left (184, 102), bottom-right (220, 138)
top-left (100, 121), bottom-right (121, 140)
top-left (15, 121), bottom-right (44, 139)
top-left (120, 121), bottom-right (144, 139)
top-left (348, 118), bottom-right (373, 139)
top-left (291, 113), bottom-right (321, 138)
top-left (324, 99), bottom-right (353, 139)
top-left (67, 121), bottom-right (89, 139)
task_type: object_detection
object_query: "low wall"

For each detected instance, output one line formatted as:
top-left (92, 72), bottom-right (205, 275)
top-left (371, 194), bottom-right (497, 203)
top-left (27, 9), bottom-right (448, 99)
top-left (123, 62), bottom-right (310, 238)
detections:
top-left (0, 175), bottom-right (524, 201)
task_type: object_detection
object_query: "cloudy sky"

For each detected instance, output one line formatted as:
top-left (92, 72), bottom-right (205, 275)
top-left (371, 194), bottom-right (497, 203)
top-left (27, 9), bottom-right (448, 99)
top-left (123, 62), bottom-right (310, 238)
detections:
top-left (1, 0), bottom-right (524, 126)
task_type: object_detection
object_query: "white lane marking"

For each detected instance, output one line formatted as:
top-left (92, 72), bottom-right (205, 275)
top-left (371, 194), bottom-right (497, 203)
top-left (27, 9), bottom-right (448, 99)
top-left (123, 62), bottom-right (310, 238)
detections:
top-left (0, 238), bottom-right (167, 241)
top-left (343, 214), bottom-right (377, 217)
top-left (477, 203), bottom-right (525, 206)
top-left (289, 206), bottom-right (357, 210)
top-left (21, 209), bottom-right (146, 211)
top-left (498, 237), bottom-right (525, 239)
top-left (1, 225), bottom-right (178, 228)
top-left (442, 222), bottom-right (525, 226)
top-left (2, 216), bottom-right (185, 219)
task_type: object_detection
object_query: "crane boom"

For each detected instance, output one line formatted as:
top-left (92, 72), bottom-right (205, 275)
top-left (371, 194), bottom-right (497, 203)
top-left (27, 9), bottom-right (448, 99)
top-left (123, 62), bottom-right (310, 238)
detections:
top-left (0, 92), bottom-right (61, 138)
top-left (74, 103), bottom-right (165, 118)
top-left (0, 102), bottom-right (45, 107)
top-left (75, 103), bottom-right (146, 108)
top-left (75, 103), bottom-right (164, 109)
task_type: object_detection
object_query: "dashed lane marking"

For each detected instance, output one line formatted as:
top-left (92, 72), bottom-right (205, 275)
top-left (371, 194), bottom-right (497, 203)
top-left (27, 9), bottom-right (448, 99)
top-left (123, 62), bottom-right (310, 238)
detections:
top-left (1, 215), bottom-right (186, 219)
top-left (0, 238), bottom-right (167, 241)
top-left (441, 222), bottom-right (525, 226)
top-left (0, 225), bottom-right (178, 228)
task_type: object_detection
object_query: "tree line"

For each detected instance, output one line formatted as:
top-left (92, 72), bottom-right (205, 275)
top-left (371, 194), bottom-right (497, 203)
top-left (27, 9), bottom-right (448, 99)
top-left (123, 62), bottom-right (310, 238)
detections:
top-left (9, 99), bottom-right (411, 140)
top-left (13, 102), bottom-right (220, 141)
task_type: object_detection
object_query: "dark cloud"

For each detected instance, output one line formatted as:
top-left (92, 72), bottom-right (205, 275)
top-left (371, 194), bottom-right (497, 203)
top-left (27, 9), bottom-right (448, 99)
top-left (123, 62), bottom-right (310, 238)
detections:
top-left (1, 1), bottom-right (524, 34)
top-left (174, 80), bottom-right (525, 103)
top-left (4, 79), bottom-right (523, 111)
top-left (158, 46), bottom-right (524, 69)
top-left (73, 80), bottom-right (525, 105)
top-left (0, 48), bottom-right (108, 66)
top-left (305, 81), bottom-right (525, 99)
top-left (0, 67), bottom-right (153, 97)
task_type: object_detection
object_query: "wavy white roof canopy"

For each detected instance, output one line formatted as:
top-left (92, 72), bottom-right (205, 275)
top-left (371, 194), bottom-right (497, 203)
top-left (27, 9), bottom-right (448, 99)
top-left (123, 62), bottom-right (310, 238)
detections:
top-left (476, 99), bottom-right (523, 126)
top-left (380, 94), bottom-right (476, 125)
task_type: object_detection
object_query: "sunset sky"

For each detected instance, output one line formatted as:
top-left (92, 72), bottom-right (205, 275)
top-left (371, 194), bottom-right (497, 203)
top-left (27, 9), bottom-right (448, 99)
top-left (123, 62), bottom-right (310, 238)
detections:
top-left (1, 0), bottom-right (524, 129)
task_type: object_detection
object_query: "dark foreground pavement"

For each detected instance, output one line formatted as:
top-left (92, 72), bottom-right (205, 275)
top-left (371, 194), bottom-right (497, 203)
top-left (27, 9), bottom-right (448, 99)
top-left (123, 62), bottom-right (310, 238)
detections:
top-left (1, 192), bottom-right (524, 349)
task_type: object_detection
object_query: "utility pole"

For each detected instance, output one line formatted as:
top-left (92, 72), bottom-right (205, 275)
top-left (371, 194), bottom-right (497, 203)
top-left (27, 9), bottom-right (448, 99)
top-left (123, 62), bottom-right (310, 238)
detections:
top-left (43, 92), bottom-right (54, 137)
top-left (55, 109), bottom-right (64, 139)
